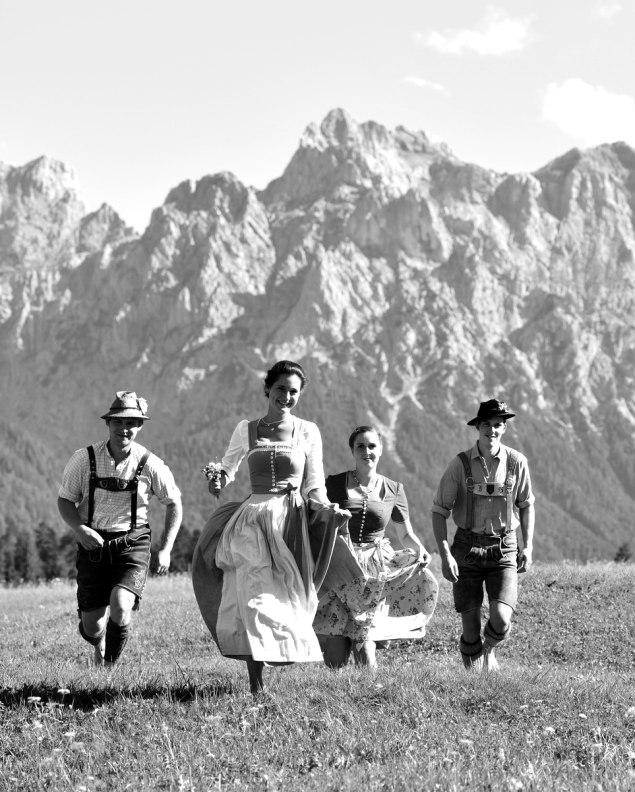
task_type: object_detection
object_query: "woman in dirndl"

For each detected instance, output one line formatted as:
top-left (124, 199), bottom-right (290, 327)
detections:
top-left (313, 425), bottom-right (438, 671)
top-left (192, 360), bottom-right (345, 694)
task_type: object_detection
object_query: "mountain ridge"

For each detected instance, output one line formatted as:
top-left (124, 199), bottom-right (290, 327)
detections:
top-left (1, 108), bottom-right (634, 563)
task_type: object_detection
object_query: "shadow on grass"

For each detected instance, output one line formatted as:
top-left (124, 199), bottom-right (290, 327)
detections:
top-left (0, 680), bottom-right (235, 711)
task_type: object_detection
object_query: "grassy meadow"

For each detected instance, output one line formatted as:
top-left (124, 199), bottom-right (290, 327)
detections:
top-left (1, 558), bottom-right (634, 791)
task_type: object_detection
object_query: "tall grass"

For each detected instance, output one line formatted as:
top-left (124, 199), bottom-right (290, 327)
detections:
top-left (1, 559), bottom-right (634, 791)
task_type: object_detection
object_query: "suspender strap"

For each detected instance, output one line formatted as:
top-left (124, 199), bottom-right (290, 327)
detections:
top-left (129, 452), bottom-right (150, 530)
top-left (87, 445), bottom-right (97, 528)
top-left (85, 446), bottom-right (150, 531)
top-left (457, 452), bottom-right (474, 531)
top-left (505, 449), bottom-right (519, 539)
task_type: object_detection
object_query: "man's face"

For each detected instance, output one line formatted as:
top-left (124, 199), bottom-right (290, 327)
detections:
top-left (477, 418), bottom-right (507, 454)
top-left (107, 418), bottom-right (143, 454)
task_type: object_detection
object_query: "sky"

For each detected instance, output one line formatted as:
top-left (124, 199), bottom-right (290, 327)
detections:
top-left (1, 0), bottom-right (633, 231)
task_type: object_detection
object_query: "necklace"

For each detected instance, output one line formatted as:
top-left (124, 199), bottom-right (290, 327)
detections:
top-left (260, 416), bottom-right (286, 429)
top-left (352, 470), bottom-right (379, 495)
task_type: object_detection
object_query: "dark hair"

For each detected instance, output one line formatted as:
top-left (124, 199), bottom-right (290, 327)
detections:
top-left (348, 425), bottom-right (383, 451)
top-left (263, 360), bottom-right (308, 395)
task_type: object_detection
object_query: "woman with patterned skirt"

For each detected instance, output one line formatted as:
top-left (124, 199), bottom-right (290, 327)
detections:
top-left (313, 425), bottom-right (438, 670)
top-left (192, 360), bottom-right (346, 693)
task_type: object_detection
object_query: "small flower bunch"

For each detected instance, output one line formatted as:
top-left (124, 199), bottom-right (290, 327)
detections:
top-left (201, 459), bottom-right (223, 498)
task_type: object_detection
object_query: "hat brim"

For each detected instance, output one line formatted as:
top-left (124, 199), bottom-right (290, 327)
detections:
top-left (101, 410), bottom-right (150, 420)
top-left (467, 412), bottom-right (515, 426)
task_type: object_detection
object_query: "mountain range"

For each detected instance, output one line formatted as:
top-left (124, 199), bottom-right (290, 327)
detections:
top-left (1, 108), bottom-right (634, 562)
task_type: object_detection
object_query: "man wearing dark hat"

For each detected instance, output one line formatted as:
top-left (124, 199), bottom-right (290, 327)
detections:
top-left (431, 399), bottom-right (535, 672)
top-left (57, 391), bottom-right (182, 667)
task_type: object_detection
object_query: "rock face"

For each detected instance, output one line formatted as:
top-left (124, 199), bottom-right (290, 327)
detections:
top-left (1, 109), bottom-right (634, 561)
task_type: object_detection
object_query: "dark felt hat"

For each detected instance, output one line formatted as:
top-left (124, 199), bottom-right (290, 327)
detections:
top-left (101, 391), bottom-right (150, 421)
top-left (467, 399), bottom-right (515, 426)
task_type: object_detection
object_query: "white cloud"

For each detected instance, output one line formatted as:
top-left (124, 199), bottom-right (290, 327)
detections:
top-left (415, 7), bottom-right (533, 56)
top-left (403, 75), bottom-right (449, 95)
top-left (542, 78), bottom-right (635, 146)
top-left (593, 2), bottom-right (622, 19)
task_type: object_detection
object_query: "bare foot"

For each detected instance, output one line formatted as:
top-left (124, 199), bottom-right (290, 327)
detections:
top-left (483, 646), bottom-right (500, 672)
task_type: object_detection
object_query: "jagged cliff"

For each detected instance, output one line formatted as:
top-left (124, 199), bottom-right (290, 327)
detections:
top-left (1, 109), bottom-right (634, 561)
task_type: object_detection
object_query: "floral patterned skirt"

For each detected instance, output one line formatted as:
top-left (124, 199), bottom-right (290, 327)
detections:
top-left (313, 538), bottom-right (438, 643)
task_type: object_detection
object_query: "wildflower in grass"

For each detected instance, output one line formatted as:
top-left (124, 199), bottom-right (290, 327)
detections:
top-left (63, 731), bottom-right (76, 739)
top-left (27, 696), bottom-right (41, 704)
top-left (544, 726), bottom-right (555, 734)
top-left (57, 688), bottom-right (70, 696)
top-left (624, 706), bottom-right (635, 722)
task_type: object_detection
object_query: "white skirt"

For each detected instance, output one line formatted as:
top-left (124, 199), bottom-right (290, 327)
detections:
top-left (214, 493), bottom-right (323, 663)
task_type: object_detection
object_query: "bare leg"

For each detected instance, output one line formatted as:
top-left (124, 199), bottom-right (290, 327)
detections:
top-left (247, 660), bottom-right (265, 695)
top-left (353, 640), bottom-right (378, 671)
top-left (482, 601), bottom-right (513, 672)
top-left (79, 607), bottom-right (108, 666)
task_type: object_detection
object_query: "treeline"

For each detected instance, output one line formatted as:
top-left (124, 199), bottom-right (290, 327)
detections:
top-left (0, 520), bottom-right (202, 585)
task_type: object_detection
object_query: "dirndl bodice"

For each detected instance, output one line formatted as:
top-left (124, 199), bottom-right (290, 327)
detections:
top-left (245, 419), bottom-right (307, 494)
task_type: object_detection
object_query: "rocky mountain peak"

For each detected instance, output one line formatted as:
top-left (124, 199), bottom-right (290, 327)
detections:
top-left (1, 110), bottom-right (634, 562)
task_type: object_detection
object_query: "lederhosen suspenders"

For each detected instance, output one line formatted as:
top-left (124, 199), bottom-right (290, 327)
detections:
top-left (86, 445), bottom-right (151, 530)
top-left (457, 449), bottom-right (519, 533)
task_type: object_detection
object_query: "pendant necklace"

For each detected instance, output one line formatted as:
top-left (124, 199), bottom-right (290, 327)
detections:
top-left (260, 416), bottom-right (285, 429)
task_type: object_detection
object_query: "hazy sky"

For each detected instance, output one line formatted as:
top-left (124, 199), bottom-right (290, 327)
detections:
top-left (1, 0), bottom-right (633, 231)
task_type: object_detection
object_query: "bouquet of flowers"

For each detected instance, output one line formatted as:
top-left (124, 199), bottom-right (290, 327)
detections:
top-left (201, 459), bottom-right (223, 498)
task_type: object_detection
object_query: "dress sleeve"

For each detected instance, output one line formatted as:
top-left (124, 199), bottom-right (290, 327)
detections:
top-left (301, 420), bottom-right (326, 496)
top-left (390, 482), bottom-right (410, 523)
top-left (220, 420), bottom-right (249, 483)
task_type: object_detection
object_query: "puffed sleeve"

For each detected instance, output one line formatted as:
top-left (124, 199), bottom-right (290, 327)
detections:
top-left (390, 482), bottom-right (410, 524)
top-left (219, 420), bottom-right (249, 482)
top-left (301, 420), bottom-right (326, 496)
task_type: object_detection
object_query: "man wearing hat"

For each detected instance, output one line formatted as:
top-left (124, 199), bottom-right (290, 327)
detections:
top-left (57, 391), bottom-right (183, 666)
top-left (431, 399), bottom-right (535, 671)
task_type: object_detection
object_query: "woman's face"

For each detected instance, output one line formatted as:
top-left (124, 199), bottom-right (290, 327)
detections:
top-left (351, 430), bottom-right (382, 473)
top-left (266, 374), bottom-right (303, 417)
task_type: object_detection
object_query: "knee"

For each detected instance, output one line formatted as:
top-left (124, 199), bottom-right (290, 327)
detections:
top-left (110, 589), bottom-right (135, 625)
top-left (81, 610), bottom-right (108, 636)
top-left (489, 603), bottom-right (513, 633)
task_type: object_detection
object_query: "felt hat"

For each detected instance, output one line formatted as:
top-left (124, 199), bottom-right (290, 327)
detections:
top-left (467, 399), bottom-right (515, 426)
top-left (101, 391), bottom-right (150, 421)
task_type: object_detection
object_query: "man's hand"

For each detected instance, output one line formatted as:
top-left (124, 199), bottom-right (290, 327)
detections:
top-left (75, 525), bottom-right (105, 551)
top-left (152, 548), bottom-right (171, 576)
top-left (517, 547), bottom-right (533, 574)
top-left (440, 552), bottom-right (459, 583)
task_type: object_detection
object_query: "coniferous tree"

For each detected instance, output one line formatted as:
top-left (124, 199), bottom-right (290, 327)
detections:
top-left (35, 521), bottom-right (64, 579)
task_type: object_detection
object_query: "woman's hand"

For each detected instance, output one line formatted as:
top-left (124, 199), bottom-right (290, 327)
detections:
top-left (418, 546), bottom-right (431, 567)
top-left (208, 470), bottom-right (227, 497)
